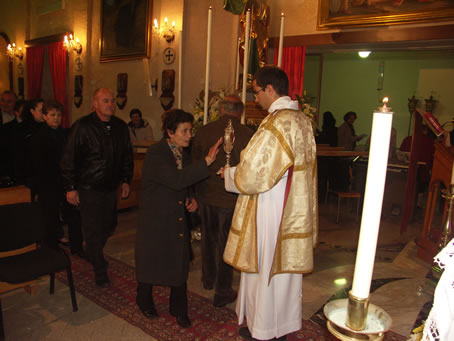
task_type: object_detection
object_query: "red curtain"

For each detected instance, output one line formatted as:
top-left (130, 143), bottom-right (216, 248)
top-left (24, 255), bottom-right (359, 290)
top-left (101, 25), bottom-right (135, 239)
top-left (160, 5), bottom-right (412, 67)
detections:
top-left (274, 46), bottom-right (306, 100)
top-left (26, 45), bottom-right (45, 99)
top-left (48, 41), bottom-right (68, 128)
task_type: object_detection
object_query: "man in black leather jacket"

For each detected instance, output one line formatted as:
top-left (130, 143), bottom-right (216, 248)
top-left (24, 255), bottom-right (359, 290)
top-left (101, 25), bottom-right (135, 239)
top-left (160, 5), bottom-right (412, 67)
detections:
top-left (61, 88), bottom-right (133, 288)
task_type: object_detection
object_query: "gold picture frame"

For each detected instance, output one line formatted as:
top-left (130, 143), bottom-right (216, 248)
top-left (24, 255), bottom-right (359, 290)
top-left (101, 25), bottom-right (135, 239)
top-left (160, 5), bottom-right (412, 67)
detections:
top-left (318, 0), bottom-right (454, 29)
top-left (100, 0), bottom-right (152, 62)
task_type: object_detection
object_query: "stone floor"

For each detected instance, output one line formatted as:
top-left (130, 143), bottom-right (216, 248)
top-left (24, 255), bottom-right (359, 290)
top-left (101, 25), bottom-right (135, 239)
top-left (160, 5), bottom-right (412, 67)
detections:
top-left (1, 201), bottom-right (436, 340)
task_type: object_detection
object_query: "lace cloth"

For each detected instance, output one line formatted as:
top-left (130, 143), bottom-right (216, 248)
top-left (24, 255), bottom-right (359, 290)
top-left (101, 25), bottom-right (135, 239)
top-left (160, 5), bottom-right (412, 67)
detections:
top-left (422, 238), bottom-right (454, 341)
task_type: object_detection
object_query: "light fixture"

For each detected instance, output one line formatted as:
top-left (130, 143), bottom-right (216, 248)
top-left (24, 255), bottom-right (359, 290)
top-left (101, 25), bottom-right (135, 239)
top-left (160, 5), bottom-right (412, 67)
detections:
top-left (6, 43), bottom-right (23, 60)
top-left (64, 34), bottom-right (82, 54)
top-left (153, 17), bottom-right (175, 43)
top-left (358, 51), bottom-right (371, 58)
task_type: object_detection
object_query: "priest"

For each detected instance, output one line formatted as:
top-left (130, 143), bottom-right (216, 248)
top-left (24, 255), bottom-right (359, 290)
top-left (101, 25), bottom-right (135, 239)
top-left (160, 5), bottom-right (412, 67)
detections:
top-left (222, 66), bottom-right (318, 340)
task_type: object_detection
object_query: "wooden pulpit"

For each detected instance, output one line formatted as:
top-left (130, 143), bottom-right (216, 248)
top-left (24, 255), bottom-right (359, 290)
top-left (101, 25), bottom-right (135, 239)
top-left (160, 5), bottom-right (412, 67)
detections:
top-left (417, 141), bottom-right (454, 263)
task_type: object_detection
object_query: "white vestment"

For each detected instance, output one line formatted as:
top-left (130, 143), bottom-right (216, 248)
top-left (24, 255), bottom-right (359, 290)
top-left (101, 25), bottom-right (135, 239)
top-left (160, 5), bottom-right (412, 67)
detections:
top-left (224, 96), bottom-right (303, 340)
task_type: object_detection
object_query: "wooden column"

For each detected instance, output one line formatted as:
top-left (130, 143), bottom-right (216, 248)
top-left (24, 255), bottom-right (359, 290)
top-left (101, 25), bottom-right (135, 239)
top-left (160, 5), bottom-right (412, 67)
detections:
top-left (417, 142), bottom-right (454, 263)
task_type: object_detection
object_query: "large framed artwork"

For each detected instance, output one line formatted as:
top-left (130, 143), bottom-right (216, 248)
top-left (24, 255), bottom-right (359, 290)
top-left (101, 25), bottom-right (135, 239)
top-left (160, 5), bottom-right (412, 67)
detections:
top-left (318, 0), bottom-right (454, 29)
top-left (100, 0), bottom-right (152, 62)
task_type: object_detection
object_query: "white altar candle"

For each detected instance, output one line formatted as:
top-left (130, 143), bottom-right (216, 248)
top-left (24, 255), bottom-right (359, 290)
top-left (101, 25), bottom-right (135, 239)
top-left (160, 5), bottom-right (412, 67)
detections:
top-left (351, 97), bottom-right (394, 299)
top-left (177, 30), bottom-right (183, 109)
top-left (203, 7), bottom-right (213, 125)
top-left (451, 162), bottom-right (454, 185)
top-left (241, 9), bottom-right (251, 125)
top-left (277, 13), bottom-right (285, 68)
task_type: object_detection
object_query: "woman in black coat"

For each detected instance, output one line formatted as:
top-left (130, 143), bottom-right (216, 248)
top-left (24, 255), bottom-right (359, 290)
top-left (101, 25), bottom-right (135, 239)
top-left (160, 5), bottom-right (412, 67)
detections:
top-left (135, 109), bottom-right (222, 328)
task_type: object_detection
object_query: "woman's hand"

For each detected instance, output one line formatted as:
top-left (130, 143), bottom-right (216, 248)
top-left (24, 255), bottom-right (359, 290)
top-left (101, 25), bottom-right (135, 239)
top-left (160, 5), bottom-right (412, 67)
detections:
top-left (185, 197), bottom-right (198, 213)
top-left (205, 137), bottom-right (223, 166)
top-left (66, 190), bottom-right (80, 206)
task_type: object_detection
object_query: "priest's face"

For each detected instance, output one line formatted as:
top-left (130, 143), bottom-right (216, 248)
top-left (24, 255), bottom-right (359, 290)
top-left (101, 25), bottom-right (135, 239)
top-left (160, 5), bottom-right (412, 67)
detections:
top-left (253, 80), bottom-right (271, 110)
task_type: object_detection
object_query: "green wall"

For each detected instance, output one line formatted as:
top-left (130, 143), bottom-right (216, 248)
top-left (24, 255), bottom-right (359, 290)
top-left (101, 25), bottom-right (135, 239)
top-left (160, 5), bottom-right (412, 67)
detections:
top-left (305, 51), bottom-right (454, 146)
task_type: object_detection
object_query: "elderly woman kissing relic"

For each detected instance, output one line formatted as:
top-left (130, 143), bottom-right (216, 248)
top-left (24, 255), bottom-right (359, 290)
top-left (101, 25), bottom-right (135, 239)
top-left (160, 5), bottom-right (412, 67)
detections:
top-left (135, 109), bottom-right (222, 328)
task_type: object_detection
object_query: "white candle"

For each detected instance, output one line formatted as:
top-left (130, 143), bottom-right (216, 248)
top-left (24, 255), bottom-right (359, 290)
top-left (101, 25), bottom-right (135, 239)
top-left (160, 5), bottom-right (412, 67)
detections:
top-left (351, 99), bottom-right (394, 299)
top-left (177, 30), bottom-right (183, 109)
top-left (241, 9), bottom-right (251, 125)
top-left (277, 13), bottom-right (285, 68)
top-left (451, 162), bottom-right (454, 185)
top-left (203, 7), bottom-right (213, 125)
top-left (142, 58), bottom-right (152, 96)
top-left (234, 38), bottom-right (241, 91)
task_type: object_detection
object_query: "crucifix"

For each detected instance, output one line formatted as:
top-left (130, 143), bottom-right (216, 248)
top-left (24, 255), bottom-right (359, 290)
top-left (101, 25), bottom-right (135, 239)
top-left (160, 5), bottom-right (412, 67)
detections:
top-left (163, 47), bottom-right (175, 65)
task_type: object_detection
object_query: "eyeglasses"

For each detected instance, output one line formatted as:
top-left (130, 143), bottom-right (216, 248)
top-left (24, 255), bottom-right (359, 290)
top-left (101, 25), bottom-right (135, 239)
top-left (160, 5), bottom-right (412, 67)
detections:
top-left (252, 87), bottom-right (265, 98)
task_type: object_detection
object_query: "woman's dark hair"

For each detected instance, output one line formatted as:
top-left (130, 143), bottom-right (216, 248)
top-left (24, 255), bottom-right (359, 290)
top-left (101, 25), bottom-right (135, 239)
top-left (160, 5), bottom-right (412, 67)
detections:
top-left (130, 108), bottom-right (142, 118)
top-left (253, 66), bottom-right (289, 96)
top-left (161, 109), bottom-right (193, 138)
top-left (22, 98), bottom-right (44, 123)
top-left (322, 111), bottom-right (336, 130)
top-left (43, 100), bottom-right (63, 115)
top-left (343, 111), bottom-right (357, 122)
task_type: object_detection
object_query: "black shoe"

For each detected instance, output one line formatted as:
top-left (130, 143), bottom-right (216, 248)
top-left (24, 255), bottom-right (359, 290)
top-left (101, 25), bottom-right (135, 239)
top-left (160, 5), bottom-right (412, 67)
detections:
top-left (202, 279), bottom-right (214, 290)
top-left (213, 290), bottom-right (237, 307)
top-left (95, 273), bottom-right (111, 288)
top-left (95, 278), bottom-right (111, 288)
top-left (175, 314), bottom-right (191, 328)
top-left (139, 306), bottom-right (159, 319)
top-left (238, 327), bottom-right (257, 340)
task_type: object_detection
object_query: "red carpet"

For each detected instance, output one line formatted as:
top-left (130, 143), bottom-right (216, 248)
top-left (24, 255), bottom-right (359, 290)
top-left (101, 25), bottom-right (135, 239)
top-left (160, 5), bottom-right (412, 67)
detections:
top-left (56, 254), bottom-right (407, 340)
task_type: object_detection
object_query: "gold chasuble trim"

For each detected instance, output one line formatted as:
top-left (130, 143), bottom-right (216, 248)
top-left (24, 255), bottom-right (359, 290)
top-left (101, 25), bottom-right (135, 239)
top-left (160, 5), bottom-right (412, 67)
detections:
top-left (262, 119), bottom-right (294, 163)
top-left (231, 196), bottom-right (259, 273)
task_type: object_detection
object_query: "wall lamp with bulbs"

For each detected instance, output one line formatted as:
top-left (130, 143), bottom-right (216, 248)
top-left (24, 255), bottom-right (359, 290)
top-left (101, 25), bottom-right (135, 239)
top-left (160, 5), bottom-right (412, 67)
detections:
top-left (64, 34), bottom-right (82, 54)
top-left (6, 43), bottom-right (23, 60)
top-left (153, 17), bottom-right (175, 43)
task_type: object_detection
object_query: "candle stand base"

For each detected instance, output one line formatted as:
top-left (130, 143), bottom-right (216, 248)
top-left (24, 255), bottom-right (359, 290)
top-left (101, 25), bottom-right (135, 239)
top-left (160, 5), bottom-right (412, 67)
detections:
top-left (324, 299), bottom-right (392, 341)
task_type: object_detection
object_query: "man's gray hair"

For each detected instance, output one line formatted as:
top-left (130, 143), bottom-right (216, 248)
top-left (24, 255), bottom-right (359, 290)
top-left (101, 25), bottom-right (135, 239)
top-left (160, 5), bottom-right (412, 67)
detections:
top-left (219, 97), bottom-right (244, 116)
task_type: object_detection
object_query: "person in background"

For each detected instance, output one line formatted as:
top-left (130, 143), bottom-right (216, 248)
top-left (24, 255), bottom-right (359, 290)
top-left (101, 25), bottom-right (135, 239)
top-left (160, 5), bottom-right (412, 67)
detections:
top-left (0, 90), bottom-right (17, 126)
top-left (135, 109), bottom-right (222, 328)
top-left (192, 95), bottom-right (253, 307)
top-left (128, 108), bottom-right (154, 151)
top-left (61, 88), bottom-right (133, 288)
top-left (337, 111), bottom-right (366, 151)
top-left (22, 98), bottom-right (45, 198)
top-left (9, 100), bottom-right (28, 185)
top-left (317, 111), bottom-right (338, 147)
top-left (31, 100), bottom-right (67, 248)
top-left (0, 91), bottom-right (17, 182)
top-left (222, 66), bottom-right (318, 340)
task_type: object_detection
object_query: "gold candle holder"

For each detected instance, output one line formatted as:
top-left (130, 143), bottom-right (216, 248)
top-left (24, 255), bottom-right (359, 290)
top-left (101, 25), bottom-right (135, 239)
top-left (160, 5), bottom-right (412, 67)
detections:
top-left (346, 291), bottom-right (370, 331)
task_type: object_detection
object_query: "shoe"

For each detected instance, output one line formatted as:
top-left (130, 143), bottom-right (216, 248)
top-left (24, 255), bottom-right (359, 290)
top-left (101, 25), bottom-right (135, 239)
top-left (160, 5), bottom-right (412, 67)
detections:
top-left (95, 278), bottom-right (111, 288)
top-left (175, 314), bottom-right (191, 328)
top-left (202, 279), bottom-right (214, 290)
top-left (139, 306), bottom-right (159, 319)
top-left (213, 290), bottom-right (237, 307)
top-left (238, 327), bottom-right (258, 340)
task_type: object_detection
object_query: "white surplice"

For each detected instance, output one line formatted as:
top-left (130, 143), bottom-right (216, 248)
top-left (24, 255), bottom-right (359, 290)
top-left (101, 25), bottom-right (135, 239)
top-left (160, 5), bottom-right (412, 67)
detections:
top-left (224, 96), bottom-right (303, 340)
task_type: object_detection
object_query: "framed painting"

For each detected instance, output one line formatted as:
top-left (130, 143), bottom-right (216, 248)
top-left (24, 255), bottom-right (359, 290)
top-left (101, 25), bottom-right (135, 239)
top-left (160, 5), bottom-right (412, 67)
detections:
top-left (318, 0), bottom-right (454, 29)
top-left (100, 0), bottom-right (152, 62)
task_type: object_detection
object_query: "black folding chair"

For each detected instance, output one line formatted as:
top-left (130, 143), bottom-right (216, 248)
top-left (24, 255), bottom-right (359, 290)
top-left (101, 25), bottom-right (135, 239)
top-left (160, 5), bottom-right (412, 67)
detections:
top-left (0, 202), bottom-right (78, 340)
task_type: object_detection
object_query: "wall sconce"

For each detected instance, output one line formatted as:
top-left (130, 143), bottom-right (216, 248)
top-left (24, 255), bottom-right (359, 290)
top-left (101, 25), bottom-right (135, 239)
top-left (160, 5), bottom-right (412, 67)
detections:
top-left (6, 43), bottom-right (23, 60)
top-left (153, 17), bottom-right (175, 43)
top-left (64, 34), bottom-right (82, 54)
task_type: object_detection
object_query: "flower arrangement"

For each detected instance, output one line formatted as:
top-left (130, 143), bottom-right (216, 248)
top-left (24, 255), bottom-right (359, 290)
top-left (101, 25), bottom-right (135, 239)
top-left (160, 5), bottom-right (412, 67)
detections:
top-left (193, 87), bottom-right (226, 133)
top-left (295, 93), bottom-right (318, 133)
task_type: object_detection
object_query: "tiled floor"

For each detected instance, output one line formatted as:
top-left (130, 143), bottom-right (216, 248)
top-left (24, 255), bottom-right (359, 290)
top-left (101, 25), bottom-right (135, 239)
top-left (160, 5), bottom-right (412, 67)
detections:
top-left (1, 202), bottom-right (435, 340)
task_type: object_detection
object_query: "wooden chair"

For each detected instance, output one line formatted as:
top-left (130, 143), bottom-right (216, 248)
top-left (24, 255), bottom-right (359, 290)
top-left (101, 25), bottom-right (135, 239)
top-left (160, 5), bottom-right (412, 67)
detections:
top-left (325, 166), bottom-right (361, 223)
top-left (0, 203), bottom-right (78, 340)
